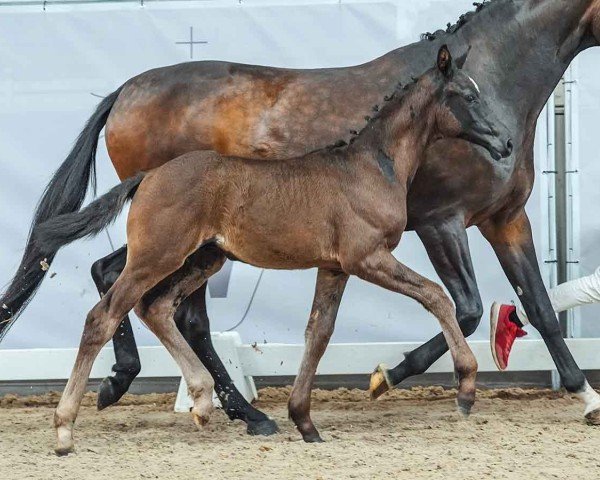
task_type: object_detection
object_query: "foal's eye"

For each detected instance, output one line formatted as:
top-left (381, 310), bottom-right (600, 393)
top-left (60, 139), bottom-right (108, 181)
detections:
top-left (465, 94), bottom-right (477, 103)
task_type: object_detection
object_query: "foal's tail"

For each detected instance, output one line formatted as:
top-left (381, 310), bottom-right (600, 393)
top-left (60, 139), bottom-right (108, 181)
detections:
top-left (0, 87), bottom-right (123, 341)
top-left (34, 173), bottom-right (145, 253)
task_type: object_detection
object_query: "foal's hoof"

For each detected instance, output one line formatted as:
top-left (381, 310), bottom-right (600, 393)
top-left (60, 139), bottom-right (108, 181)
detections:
top-left (369, 364), bottom-right (392, 400)
top-left (247, 418), bottom-right (279, 436)
top-left (456, 394), bottom-right (475, 418)
top-left (585, 408), bottom-right (600, 426)
top-left (456, 401), bottom-right (472, 418)
top-left (54, 443), bottom-right (74, 457)
top-left (302, 431), bottom-right (325, 443)
top-left (97, 376), bottom-right (126, 411)
top-left (193, 413), bottom-right (210, 428)
top-left (55, 428), bottom-right (74, 456)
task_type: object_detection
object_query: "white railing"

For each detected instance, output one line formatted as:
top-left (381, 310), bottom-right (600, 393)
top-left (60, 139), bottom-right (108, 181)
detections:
top-left (3, 333), bottom-right (600, 411)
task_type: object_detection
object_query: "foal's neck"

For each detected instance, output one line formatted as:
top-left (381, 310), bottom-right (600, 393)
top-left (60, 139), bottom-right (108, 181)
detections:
top-left (351, 78), bottom-right (440, 178)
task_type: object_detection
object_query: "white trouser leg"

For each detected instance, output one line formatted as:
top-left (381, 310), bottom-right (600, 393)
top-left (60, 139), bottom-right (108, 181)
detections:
top-left (516, 267), bottom-right (600, 326)
top-left (549, 266), bottom-right (600, 312)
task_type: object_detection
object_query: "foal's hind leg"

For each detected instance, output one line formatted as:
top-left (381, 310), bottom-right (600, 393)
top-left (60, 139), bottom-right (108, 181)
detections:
top-left (54, 275), bottom-right (150, 455)
top-left (91, 245), bottom-right (277, 435)
top-left (134, 249), bottom-right (226, 427)
top-left (90, 246), bottom-right (142, 410)
top-left (55, 237), bottom-right (210, 453)
top-left (288, 268), bottom-right (349, 442)
top-left (175, 283), bottom-right (279, 435)
top-left (347, 249), bottom-right (478, 415)
top-left (371, 221), bottom-right (483, 397)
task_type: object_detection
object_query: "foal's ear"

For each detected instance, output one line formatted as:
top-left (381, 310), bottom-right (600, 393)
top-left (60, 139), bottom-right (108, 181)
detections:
top-left (454, 45), bottom-right (472, 70)
top-left (437, 45), bottom-right (454, 79)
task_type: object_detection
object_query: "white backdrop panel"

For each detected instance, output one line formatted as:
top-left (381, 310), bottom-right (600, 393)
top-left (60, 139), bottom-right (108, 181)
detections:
top-left (573, 50), bottom-right (600, 337)
top-left (0, 0), bottom-right (547, 349)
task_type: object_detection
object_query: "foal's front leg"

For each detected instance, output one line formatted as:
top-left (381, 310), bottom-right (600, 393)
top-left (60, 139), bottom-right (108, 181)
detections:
top-left (288, 268), bottom-right (349, 442)
top-left (348, 249), bottom-right (478, 414)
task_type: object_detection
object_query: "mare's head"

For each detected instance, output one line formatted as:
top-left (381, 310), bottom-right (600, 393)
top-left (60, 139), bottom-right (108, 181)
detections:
top-left (428, 45), bottom-right (513, 160)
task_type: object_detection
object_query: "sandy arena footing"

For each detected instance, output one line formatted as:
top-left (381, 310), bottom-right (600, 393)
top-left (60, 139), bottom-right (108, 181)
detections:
top-left (1, 387), bottom-right (599, 479)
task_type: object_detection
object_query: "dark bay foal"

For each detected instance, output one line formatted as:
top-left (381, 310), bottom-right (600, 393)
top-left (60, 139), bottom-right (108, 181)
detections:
top-left (36, 47), bottom-right (512, 453)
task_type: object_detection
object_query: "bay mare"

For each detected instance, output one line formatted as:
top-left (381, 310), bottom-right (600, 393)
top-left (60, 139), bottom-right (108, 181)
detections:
top-left (3, 0), bottom-right (600, 432)
top-left (35, 47), bottom-right (512, 453)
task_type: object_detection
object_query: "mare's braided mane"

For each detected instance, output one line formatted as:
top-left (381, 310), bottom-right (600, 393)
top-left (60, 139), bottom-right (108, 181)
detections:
top-left (421, 1), bottom-right (494, 41)
top-left (324, 1), bottom-right (495, 152)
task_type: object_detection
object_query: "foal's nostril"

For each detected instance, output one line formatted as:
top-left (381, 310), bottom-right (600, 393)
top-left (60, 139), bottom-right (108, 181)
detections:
top-left (506, 139), bottom-right (514, 154)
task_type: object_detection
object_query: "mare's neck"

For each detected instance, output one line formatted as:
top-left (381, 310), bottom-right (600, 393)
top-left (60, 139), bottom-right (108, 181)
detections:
top-left (458, 0), bottom-right (597, 120)
top-left (368, 0), bottom-right (598, 123)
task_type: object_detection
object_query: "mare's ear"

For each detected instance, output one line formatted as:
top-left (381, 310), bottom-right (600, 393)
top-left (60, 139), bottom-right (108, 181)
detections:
top-left (437, 45), bottom-right (454, 79)
top-left (454, 45), bottom-right (472, 69)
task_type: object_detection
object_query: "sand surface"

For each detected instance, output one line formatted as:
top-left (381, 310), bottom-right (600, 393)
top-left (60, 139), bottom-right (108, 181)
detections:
top-left (1, 387), bottom-right (599, 480)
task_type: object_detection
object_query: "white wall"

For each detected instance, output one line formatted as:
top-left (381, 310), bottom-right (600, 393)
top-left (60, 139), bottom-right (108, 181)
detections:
top-left (0, 0), bottom-right (549, 350)
top-left (572, 49), bottom-right (600, 336)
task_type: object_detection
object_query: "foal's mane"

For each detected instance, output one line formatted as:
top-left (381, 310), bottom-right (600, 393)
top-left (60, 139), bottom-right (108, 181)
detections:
top-left (314, 78), bottom-right (417, 154)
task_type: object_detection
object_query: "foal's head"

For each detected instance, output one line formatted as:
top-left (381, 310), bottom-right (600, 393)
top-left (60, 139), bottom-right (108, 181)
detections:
top-left (428, 45), bottom-right (513, 160)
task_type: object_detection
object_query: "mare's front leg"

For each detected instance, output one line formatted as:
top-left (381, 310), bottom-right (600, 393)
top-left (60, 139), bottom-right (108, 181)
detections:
top-left (370, 220), bottom-right (483, 398)
top-left (90, 246), bottom-right (142, 410)
top-left (348, 249), bottom-right (478, 414)
top-left (480, 211), bottom-right (600, 423)
top-left (288, 268), bottom-right (349, 442)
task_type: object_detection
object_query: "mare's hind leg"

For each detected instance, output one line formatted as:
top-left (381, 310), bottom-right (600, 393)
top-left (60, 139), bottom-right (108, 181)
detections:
top-left (90, 245), bottom-right (143, 410)
top-left (134, 248), bottom-right (226, 427)
top-left (347, 249), bottom-right (478, 415)
top-left (175, 280), bottom-right (279, 435)
top-left (481, 212), bottom-right (600, 422)
top-left (54, 273), bottom-right (152, 455)
top-left (288, 268), bottom-right (349, 442)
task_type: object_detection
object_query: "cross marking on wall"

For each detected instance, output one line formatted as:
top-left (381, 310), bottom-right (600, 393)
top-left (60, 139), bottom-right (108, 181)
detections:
top-left (175, 26), bottom-right (208, 59)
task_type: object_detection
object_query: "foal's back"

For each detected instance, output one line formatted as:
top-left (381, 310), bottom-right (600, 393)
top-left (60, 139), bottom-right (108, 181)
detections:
top-left (131, 149), bottom-right (347, 269)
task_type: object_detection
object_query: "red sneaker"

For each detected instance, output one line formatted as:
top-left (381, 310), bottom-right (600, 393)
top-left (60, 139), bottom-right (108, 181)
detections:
top-left (490, 302), bottom-right (528, 371)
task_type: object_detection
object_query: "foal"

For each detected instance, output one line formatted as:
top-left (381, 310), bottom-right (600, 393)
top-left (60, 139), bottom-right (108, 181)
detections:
top-left (37, 46), bottom-right (512, 453)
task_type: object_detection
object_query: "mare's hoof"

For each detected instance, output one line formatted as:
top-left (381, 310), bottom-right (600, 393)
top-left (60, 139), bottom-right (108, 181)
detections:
top-left (97, 376), bottom-right (126, 411)
top-left (247, 418), bottom-right (279, 436)
top-left (369, 364), bottom-right (392, 400)
top-left (302, 432), bottom-right (324, 443)
top-left (585, 408), bottom-right (600, 426)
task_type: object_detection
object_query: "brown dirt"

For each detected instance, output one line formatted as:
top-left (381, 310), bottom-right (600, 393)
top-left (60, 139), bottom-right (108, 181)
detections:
top-left (1, 387), bottom-right (599, 480)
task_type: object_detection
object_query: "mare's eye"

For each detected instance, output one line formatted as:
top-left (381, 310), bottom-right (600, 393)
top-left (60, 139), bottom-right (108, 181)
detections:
top-left (465, 94), bottom-right (477, 103)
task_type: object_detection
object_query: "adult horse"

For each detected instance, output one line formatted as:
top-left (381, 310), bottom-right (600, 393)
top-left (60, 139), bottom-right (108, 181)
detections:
top-left (2, 0), bottom-right (600, 433)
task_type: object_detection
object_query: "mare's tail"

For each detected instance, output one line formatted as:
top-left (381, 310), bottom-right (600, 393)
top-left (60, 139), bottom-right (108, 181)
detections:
top-left (0, 88), bottom-right (125, 340)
